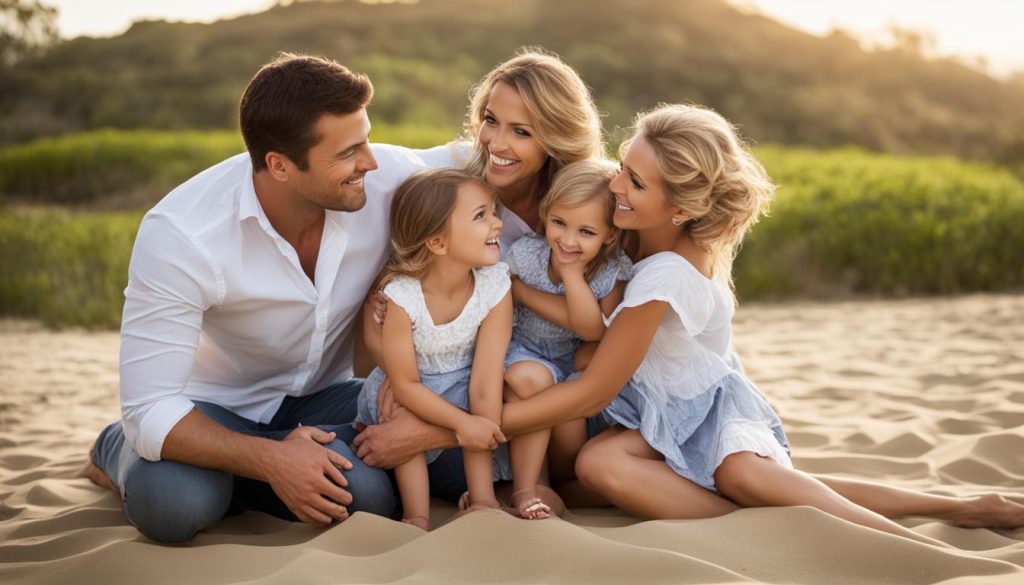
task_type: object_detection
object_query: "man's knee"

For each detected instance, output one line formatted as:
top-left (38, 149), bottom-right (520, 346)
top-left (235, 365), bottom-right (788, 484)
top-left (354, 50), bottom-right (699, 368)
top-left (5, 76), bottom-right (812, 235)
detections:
top-left (325, 438), bottom-right (395, 518)
top-left (122, 459), bottom-right (233, 543)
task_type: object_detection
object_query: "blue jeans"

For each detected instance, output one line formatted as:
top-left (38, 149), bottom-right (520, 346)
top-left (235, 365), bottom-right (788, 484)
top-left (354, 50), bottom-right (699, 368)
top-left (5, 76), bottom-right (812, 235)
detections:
top-left (92, 380), bottom-right (395, 543)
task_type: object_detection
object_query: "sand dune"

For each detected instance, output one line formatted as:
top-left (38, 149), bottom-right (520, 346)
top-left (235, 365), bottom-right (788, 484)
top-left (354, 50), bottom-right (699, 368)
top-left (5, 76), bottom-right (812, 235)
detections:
top-left (2, 294), bottom-right (1023, 584)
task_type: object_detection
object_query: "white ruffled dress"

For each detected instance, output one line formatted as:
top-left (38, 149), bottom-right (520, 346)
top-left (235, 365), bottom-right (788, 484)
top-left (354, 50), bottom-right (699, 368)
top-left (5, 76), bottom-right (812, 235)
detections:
top-left (355, 263), bottom-right (512, 480)
top-left (599, 252), bottom-right (792, 491)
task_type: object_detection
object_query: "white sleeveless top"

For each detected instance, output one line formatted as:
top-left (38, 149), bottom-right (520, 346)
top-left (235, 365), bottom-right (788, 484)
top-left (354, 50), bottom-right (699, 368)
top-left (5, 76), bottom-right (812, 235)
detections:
top-left (383, 263), bottom-right (511, 374)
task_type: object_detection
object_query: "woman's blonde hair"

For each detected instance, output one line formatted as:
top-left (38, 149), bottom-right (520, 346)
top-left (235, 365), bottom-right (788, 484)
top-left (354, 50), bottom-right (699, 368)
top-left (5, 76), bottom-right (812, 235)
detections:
top-left (381, 168), bottom-right (495, 287)
top-left (538, 158), bottom-right (622, 281)
top-left (464, 48), bottom-right (604, 196)
top-left (623, 104), bottom-right (775, 288)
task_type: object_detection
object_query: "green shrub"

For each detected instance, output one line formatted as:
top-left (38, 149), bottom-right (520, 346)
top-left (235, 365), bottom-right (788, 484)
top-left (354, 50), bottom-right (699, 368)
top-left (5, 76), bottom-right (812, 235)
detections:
top-left (0, 207), bottom-right (141, 328)
top-left (736, 146), bottom-right (1024, 298)
top-left (0, 125), bottom-right (459, 207)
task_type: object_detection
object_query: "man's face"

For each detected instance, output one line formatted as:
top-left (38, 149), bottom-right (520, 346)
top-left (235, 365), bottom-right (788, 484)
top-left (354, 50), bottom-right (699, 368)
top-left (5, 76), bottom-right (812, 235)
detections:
top-left (291, 110), bottom-right (379, 212)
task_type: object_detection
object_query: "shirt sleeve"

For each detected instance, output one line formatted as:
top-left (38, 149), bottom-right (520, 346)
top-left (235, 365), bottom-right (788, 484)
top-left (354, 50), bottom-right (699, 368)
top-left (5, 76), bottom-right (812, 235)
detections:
top-left (611, 257), bottom-right (713, 335)
top-left (119, 213), bottom-right (221, 461)
top-left (479, 262), bottom-right (512, 312)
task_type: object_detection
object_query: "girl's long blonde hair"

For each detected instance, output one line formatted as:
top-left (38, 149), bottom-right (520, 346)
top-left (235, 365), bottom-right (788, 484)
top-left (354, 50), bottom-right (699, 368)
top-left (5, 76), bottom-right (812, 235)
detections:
top-left (463, 48), bottom-right (604, 197)
top-left (381, 168), bottom-right (495, 287)
top-left (538, 159), bottom-right (622, 282)
top-left (623, 104), bottom-right (775, 289)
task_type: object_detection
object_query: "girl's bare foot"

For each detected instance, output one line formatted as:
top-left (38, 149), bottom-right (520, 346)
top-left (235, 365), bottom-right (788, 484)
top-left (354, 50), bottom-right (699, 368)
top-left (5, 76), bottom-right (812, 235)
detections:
top-left (947, 494), bottom-right (1024, 529)
top-left (510, 489), bottom-right (551, 520)
top-left (455, 491), bottom-right (501, 513)
top-left (401, 515), bottom-right (430, 531)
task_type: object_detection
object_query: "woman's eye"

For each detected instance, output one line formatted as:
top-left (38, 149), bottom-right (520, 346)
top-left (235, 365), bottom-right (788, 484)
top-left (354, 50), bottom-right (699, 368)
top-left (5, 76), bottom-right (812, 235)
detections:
top-left (515, 128), bottom-right (531, 137)
top-left (484, 115), bottom-right (496, 125)
top-left (630, 177), bottom-right (643, 189)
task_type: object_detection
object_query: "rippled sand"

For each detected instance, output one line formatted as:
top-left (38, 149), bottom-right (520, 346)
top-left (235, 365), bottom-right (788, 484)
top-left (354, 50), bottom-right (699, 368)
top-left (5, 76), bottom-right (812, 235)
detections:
top-left (2, 294), bottom-right (1023, 584)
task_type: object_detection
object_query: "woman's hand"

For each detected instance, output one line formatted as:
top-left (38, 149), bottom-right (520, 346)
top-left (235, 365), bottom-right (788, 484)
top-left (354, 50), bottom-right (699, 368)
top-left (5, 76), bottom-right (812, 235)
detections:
top-left (455, 415), bottom-right (506, 451)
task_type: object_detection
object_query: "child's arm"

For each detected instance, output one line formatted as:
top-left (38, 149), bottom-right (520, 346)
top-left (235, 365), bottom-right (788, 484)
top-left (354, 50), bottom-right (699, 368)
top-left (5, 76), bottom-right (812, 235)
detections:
top-left (467, 291), bottom-right (513, 424)
top-left (562, 267), bottom-right (626, 341)
top-left (510, 277), bottom-right (572, 330)
top-left (380, 300), bottom-right (504, 451)
top-left (355, 271), bottom-right (388, 376)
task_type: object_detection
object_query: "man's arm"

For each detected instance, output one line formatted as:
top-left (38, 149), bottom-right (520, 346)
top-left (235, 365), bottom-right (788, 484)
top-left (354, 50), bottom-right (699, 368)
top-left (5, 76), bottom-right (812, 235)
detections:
top-left (120, 215), bottom-right (351, 525)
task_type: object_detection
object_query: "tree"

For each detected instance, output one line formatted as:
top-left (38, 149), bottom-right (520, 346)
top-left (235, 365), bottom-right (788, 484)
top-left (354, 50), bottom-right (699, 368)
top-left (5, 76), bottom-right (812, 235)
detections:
top-left (1, 0), bottom-right (58, 66)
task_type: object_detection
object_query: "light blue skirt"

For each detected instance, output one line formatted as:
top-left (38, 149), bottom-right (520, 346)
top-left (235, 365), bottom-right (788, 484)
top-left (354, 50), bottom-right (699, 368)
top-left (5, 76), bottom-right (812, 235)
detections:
top-left (600, 372), bottom-right (791, 492)
top-left (355, 366), bottom-right (511, 480)
top-left (504, 338), bottom-right (576, 384)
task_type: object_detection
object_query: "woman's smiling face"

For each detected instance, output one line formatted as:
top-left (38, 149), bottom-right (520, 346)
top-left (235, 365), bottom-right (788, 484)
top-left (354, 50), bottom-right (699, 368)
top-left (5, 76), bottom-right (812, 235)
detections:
top-left (609, 136), bottom-right (679, 231)
top-left (477, 81), bottom-right (549, 193)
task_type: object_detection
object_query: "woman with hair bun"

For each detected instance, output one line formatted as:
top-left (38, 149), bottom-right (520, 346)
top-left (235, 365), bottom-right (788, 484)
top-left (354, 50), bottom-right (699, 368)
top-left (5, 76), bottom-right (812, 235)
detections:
top-left (497, 103), bottom-right (1024, 543)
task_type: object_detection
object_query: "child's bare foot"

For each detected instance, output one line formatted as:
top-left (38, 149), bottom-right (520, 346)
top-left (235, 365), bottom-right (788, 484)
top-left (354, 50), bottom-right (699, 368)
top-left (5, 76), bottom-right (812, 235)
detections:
top-left (401, 515), bottom-right (430, 531)
top-left (510, 489), bottom-right (551, 520)
top-left (456, 492), bottom-right (501, 512)
top-left (79, 452), bottom-right (118, 495)
top-left (946, 494), bottom-right (1024, 529)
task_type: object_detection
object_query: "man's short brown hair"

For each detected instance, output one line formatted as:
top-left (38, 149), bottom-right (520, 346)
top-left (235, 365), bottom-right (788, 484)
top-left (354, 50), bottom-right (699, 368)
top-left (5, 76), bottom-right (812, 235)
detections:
top-left (240, 53), bottom-right (373, 172)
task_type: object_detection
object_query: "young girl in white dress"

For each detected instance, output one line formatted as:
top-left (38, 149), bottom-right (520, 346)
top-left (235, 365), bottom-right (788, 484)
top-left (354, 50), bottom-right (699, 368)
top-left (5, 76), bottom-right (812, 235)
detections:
top-left (501, 159), bottom-right (632, 519)
top-left (356, 168), bottom-right (512, 530)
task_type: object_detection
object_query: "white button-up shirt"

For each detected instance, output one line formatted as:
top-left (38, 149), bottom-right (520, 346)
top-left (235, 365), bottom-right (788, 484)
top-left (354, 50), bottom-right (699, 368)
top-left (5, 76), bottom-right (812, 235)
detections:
top-left (120, 145), bottom-right (426, 461)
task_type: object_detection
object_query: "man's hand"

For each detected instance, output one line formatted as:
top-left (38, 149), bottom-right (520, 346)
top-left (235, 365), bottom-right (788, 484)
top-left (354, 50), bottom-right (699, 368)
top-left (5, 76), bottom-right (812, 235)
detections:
top-left (454, 414), bottom-right (506, 451)
top-left (353, 406), bottom-right (454, 469)
top-left (376, 377), bottom-right (398, 423)
top-left (259, 426), bottom-right (354, 526)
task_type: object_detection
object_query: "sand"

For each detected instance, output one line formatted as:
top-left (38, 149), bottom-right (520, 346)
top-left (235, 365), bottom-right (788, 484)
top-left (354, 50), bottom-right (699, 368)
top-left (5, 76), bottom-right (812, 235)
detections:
top-left (2, 294), bottom-right (1023, 584)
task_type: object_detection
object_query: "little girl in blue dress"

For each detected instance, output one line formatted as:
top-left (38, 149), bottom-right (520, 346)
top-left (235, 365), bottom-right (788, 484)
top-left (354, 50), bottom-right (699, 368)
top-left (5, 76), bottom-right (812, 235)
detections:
top-left (355, 168), bottom-right (512, 530)
top-left (501, 159), bottom-right (632, 519)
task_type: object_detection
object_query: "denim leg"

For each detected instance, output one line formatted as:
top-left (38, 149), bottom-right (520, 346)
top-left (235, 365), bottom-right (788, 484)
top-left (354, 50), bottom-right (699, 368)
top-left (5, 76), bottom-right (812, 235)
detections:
top-left (233, 423), bottom-right (395, 520)
top-left (427, 447), bottom-right (469, 504)
top-left (270, 379), bottom-right (364, 428)
top-left (90, 401), bottom-right (251, 543)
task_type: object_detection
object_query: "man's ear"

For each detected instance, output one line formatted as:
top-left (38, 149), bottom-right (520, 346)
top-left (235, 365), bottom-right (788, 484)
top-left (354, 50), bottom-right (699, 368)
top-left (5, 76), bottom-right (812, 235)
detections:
top-left (265, 152), bottom-right (293, 182)
top-left (425, 235), bottom-right (448, 256)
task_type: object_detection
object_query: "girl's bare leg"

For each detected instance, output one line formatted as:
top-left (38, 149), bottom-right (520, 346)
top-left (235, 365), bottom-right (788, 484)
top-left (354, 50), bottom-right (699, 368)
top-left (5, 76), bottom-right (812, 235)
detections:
top-left (505, 361), bottom-right (556, 519)
top-left (715, 452), bottom-right (949, 547)
top-left (575, 428), bottom-right (738, 519)
top-left (463, 448), bottom-right (501, 511)
top-left (815, 475), bottom-right (1024, 529)
top-left (394, 454), bottom-right (430, 530)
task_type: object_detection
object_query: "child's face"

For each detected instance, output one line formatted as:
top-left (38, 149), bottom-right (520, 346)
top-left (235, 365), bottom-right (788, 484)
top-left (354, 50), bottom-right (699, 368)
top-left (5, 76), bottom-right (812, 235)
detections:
top-left (610, 136), bottom-right (680, 231)
top-left (440, 182), bottom-right (503, 267)
top-left (544, 198), bottom-right (615, 269)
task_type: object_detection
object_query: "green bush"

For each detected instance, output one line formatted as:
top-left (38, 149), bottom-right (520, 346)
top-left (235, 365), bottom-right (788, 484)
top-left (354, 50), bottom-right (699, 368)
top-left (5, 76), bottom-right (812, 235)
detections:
top-left (3, 145), bottom-right (1023, 329)
top-left (736, 146), bottom-right (1024, 298)
top-left (0, 207), bottom-right (141, 328)
top-left (0, 125), bottom-right (459, 207)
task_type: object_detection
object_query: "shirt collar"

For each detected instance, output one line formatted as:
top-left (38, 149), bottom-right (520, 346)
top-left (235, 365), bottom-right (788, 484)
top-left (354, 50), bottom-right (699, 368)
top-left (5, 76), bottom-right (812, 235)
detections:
top-left (238, 157), bottom-right (263, 222)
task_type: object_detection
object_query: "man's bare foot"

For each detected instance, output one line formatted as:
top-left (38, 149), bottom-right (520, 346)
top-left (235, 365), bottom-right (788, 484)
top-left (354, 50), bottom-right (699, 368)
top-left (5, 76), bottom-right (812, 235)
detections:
top-left (947, 494), bottom-right (1024, 529)
top-left (401, 515), bottom-right (429, 531)
top-left (79, 453), bottom-right (118, 495)
top-left (510, 488), bottom-right (551, 520)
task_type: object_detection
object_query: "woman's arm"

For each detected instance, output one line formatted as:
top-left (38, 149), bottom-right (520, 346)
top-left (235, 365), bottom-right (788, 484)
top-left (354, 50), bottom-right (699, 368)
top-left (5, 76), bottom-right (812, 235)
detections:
top-left (468, 291), bottom-right (513, 423)
top-left (500, 299), bottom-right (668, 436)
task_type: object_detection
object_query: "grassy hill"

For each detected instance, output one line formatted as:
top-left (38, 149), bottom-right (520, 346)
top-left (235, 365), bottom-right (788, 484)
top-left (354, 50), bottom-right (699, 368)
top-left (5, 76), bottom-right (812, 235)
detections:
top-left (1, 0), bottom-right (1023, 169)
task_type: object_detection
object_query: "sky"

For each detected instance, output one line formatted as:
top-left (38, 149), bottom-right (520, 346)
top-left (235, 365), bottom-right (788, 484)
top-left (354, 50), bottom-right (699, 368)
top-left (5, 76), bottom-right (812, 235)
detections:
top-left (47, 0), bottom-right (1024, 77)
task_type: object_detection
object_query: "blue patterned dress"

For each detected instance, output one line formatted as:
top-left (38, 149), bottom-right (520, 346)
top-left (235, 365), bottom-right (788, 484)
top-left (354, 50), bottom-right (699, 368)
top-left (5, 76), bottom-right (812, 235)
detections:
top-left (504, 234), bottom-right (632, 382)
top-left (599, 252), bottom-right (792, 492)
top-left (355, 262), bottom-right (513, 480)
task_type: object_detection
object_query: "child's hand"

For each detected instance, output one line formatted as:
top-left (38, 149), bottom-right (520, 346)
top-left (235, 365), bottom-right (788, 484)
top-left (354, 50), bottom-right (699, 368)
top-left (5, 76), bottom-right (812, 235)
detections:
top-left (368, 290), bottom-right (388, 326)
top-left (550, 255), bottom-right (587, 282)
top-left (455, 415), bottom-right (506, 451)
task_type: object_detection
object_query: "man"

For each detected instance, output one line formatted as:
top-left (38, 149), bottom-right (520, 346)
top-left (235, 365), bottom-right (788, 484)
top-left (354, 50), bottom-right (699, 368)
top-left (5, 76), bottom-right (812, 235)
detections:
top-left (84, 53), bottom-right (428, 543)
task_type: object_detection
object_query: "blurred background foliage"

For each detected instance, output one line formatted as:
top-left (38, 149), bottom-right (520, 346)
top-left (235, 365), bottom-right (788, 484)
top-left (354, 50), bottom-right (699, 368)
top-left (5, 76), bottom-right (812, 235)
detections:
top-left (2, 0), bottom-right (1023, 328)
